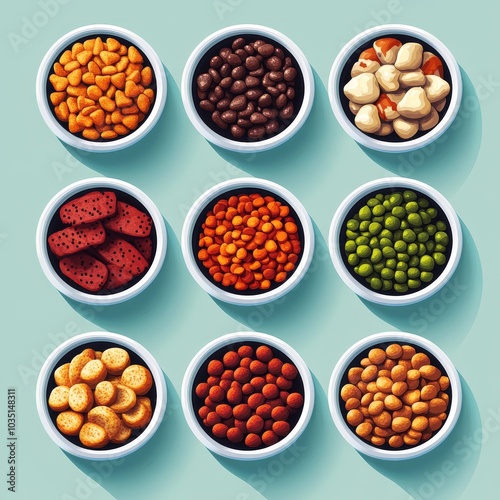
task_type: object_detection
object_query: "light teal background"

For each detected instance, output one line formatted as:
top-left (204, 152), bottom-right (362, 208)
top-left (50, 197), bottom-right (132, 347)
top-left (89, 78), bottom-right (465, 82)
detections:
top-left (0, 0), bottom-right (498, 499)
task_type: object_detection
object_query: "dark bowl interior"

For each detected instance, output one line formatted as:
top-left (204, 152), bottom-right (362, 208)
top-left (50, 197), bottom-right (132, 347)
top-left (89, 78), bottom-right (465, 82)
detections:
top-left (46, 187), bottom-right (157, 295)
top-left (45, 33), bottom-right (157, 142)
top-left (338, 33), bottom-right (452, 142)
top-left (191, 187), bottom-right (305, 296)
top-left (338, 340), bottom-right (452, 452)
top-left (191, 33), bottom-right (305, 142)
top-left (339, 186), bottom-right (452, 297)
top-left (45, 340), bottom-right (157, 451)
top-left (192, 340), bottom-right (304, 451)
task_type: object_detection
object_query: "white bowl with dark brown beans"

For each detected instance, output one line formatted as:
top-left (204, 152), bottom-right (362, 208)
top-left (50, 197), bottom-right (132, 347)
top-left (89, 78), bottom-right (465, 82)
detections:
top-left (182, 24), bottom-right (314, 152)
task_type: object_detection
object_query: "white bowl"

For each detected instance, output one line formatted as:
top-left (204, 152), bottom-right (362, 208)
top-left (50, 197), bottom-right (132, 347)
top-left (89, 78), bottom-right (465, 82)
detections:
top-left (181, 24), bottom-right (314, 153)
top-left (36, 177), bottom-right (167, 305)
top-left (181, 177), bottom-right (314, 306)
top-left (329, 177), bottom-right (462, 306)
top-left (181, 332), bottom-right (314, 460)
top-left (328, 331), bottom-right (462, 460)
top-left (36, 24), bottom-right (167, 152)
top-left (36, 331), bottom-right (167, 460)
top-left (328, 24), bottom-right (462, 153)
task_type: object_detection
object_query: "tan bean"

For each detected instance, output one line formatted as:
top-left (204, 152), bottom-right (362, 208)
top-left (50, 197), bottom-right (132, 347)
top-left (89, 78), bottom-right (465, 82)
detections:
top-left (345, 397), bottom-right (360, 410)
top-left (419, 365), bottom-right (442, 381)
top-left (392, 381), bottom-right (408, 397)
top-left (340, 384), bottom-right (362, 402)
top-left (389, 435), bottom-right (404, 448)
top-left (347, 409), bottom-right (364, 426)
top-left (411, 353), bottom-right (430, 370)
top-left (373, 411), bottom-right (392, 429)
top-left (368, 401), bottom-right (385, 416)
top-left (429, 398), bottom-right (447, 415)
top-left (402, 389), bottom-right (421, 406)
top-left (392, 417), bottom-right (411, 433)
top-left (356, 421), bottom-right (373, 438)
top-left (412, 401), bottom-right (429, 415)
top-left (384, 395), bottom-right (402, 411)
top-left (386, 343), bottom-right (403, 359)
top-left (361, 365), bottom-right (378, 382)
top-left (368, 348), bottom-right (386, 365)
top-left (348, 367), bottom-right (363, 384)
top-left (391, 365), bottom-right (407, 382)
top-left (412, 416), bottom-right (429, 432)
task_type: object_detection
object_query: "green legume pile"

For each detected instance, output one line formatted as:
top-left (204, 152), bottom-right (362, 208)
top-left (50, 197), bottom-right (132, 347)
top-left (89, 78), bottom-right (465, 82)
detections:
top-left (343, 190), bottom-right (450, 293)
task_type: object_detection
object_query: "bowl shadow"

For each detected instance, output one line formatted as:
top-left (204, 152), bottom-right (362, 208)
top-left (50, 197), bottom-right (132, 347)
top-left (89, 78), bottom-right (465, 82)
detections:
top-left (361, 375), bottom-right (481, 500)
top-left (360, 221), bottom-right (482, 353)
top-left (359, 68), bottom-right (481, 196)
top-left (65, 373), bottom-right (188, 498)
top-left (212, 373), bottom-right (342, 499)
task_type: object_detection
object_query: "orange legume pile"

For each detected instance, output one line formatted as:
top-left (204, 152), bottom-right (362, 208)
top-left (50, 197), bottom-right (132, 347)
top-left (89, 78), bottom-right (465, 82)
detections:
top-left (197, 193), bottom-right (301, 291)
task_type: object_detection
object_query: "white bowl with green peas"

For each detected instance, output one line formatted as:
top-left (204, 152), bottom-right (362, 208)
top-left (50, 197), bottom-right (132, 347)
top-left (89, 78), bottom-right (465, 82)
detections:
top-left (329, 178), bottom-right (462, 306)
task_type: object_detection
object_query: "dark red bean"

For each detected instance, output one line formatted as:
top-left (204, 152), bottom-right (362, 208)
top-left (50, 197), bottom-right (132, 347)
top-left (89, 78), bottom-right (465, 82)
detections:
top-left (229, 95), bottom-right (247, 111)
top-left (245, 88), bottom-right (263, 100)
top-left (245, 56), bottom-right (260, 71)
top-left (258, 44), bottom-right (275, 57)
top-left (248, 125), bottom-right (266, 139)
top-left (197, 90), bottom-right (207, 100)
top-left (232, 37), bottom-right (246, 50)
top-left (210, 56), bottom-right (223, 69)
top-left (244, 44), bottom-right (255, 55)
top-left (286, 87), bottom-right (295, 100)
top-left (279, 102), bottom-right (294, 119)
top-left (220, 77), bottom-right (233, 89)
top-left (231, 124), bottom-right (245, 138)
top-left (262, 73), bottom-right (273, 87)
top-left (212, 110), bottom-right (227, 129)
top-left (208, 92), bottom-right (219, 104)
top-left (197, 73), bottom-right (212, 92)
top-left (284, 67), bottom-right (297, 82)
top-left (230, 80), bottom-right (246, 94)
top-left (249, 66), bottom-right (265, 77)
top-left (231, 66), bottom-right (246, 79)
top-left (269, 71), bottom-right (283, 82)
top-left (265, 119), bottom-right (279, 134)
top-left (219, 48), bottom-right (232, 61)
top-left (274, 48), bottom-right (285, 60)
top-left (275, 94), bottom-right (288, 109)
top-left (208, 68), bottom-right (221, 84)
top-left (258, 93), bottom-right (272, 107)
top-left (221, 110), bottom-right (237, 124)
top-left (276, 82), bottom-right (287, 92)
top-left (262, 107), bottom-right (278, 119)
top-left (245, 76), bottom-right (260, 88)
top-left (200, 100), bottom-right (215, 111)
top-left (220, 63), bottom-right (231, 77)
top-left (250, 112), bottom-right (267, 124)
top-left (227, 53), bottom-right (242, 66)
top-left (214, 86), bottom-right (224, 99)
top-left (253, 39), bottom-right (266, 48)
top-left (216, 98), bottom-right (230, 111)
top-left (237, 118), bottom-right (252, 128)
top-left (239, 102), bottom-right (255, 117)
top-left (235, 49), bottom-right (247, 59)
top-left (267, 86), bottom-right (280, 97)
top-left (266, 56), bottom-right (283, 71)
top-left (283, 57), bottom-right (292, 69)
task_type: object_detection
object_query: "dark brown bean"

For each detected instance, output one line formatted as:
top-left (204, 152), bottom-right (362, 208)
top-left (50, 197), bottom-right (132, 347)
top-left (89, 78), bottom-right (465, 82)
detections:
top-left (208, 92), bottom-right (219, 104)
top-left (245, 76), bottom-right (260, 88)
top-left (245, 88), bottom-right (263, 100)
top-left (231, 124), bottom-right (245, 138)
top-left (266, 56), bottom-right (282, 71)
top-left (269, 71), bottom-right (283, 82)
top-left (212, 110), bottom-right (228, 129)
top-left (276, 82), bottom-right (287, 92)
top-left (230, 95), bottom-right (247, 111)
top-left (257, 44), bottom-right (275, 57)
top-left (199, 100), bottom-right (215, 112)
top-left (216, 98), bottom-right (230, 111)
top-left (245, 56), bottom-right (260, 71)
top-left (231, 66), bottom-right (246, 79)
top-left (265, 119), bottom-right (279, 134)
top-left (286, 87), bottom-right (295, 100)
top-left (237, 118), bottom-right (252, 128)
top-left (208, 68), bottom-right (221, 84)
top-left (262, 73), bottom-right (273, 87)
top-left (250, 112), bottom-right (267, 124)
top-left (197, 90), bottom-right (207, 100)
top-left (210, 56), bottom-right (223, 69)
top-left (274, 48), bottom-right (285, 60)
top-left (283, 57), bottom-right (292, 69)
top-left (220, 63), bottom-right (231, 77)
top-left (214, 86), bottom-right (225, 99)
top-left (267, 86), bottom-right (280, 97)
top-left (284, 67), bottom-right (297, 82)
top-left (221, 110), bottom-right (237, 124)
top-left (235, 49), bottom-right (247, 59)
top-left (253, 40), bottom-right (266, 48)
top-left (239, 102), bottom-right (255, 117)
top-left (227, 53), bottom-right (242, 67)
top-left (262, 107), bottom-right (278, 119)
top-left (249, 67), bottom-right (265, 77)
top-left (220, 77), bottom-right (233, 89)
top-left (197, 73), bottom-right (212, 92)
top-left (230, 80), bottom-right (246, 94)
top-left (219, 48), bottom-right (232, 61)
top-left (258, 93), bottom-right (272, 107)
top-left (244, 44), bottom-right (255, 55)
top-left (248, 125), bottom-right (266, 139)
top-left (279, 102), bottom-right (294, 119)
top-left (275, 93), bottom-right (288, 109)
top-left (232, 37), bottom-right (246, 50)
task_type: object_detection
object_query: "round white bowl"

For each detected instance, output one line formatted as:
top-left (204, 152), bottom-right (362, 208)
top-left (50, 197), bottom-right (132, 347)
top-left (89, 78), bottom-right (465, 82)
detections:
top-left (328, 331), bottom-right (462, 460)
top-left (181, 24), bottom-right (314, 153)
top-left (328, 24), bottom-right (462, 153)
top-left (181, 177), bottom-right (315, 306)
top-left (36, 24), bottom-right (167, 153)
top-left (36, 331), bottom-right (167, 460)
top-left (36, 177), bottom-right (167, 305)
top-left (329, 177), bottom-right (462, 306)
top-left (182, 332), bottom-right (314, 460)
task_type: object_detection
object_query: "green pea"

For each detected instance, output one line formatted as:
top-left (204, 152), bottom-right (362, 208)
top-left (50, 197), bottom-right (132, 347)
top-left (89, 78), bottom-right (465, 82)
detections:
top-left (372, 205), bottom-right (386, 217)
top-left (409, 256), bottom-right (420, 267)
top-left (397, 253), bottom-right (410, 262)
top-left (383, 279), bottom-right (393, 291)
top-left (370, 248), bottom-right (383, 263)
top-left (380, 229), bottom-right (393, 240)
top-left (435, 231), bottom-right (449, 246)
top-left (358, 206), bottom-right (371, 221)
top-left (426, 224), bottom-right (437, 236)
top-left (433, 252), bottom-right (447, 265)
top-left (356, 245), bottom-right (372, 258)
top-left (420, 255), bottom-right (435, 271)
top-left (376, 193), bottom-right (384, 201)
top-left (408, 279), bottom-right (421, 289)
top-left (369, 277), bottom-right (383, 290)
top-left (347, 219), bottom-right (359, 231)
top-left (372, 216), bottom-right (385, 223)
top-left (408, 213), bottom-right (422, 227)
top-left (369, 222), bottom-right (382, 235)
top-left (345, 241), bottom-right (356, 253)
top-left (358, 263), bottom-right (374, 277)
top-left (389, 193), bottom-right (403, 207)
top-left (392, 206), bottom-right (406, 219)
top-left (418, 198), bottom-right (429, 208)
top-left (396, 261), bottom-right (408, 272)
top-left (403, 190), bottom-right (417, 202)
top-left (356, 236), bottom-right (369, 246)
top-left (359, 220), bottom-right (371, 231)
top-left (354, 266), bottom-right (359, 274)
top-left (435, 244), bottom-right (447, 253)
top-left (348, 253), bottom-right (359, 266)
top-left (386, 258), bottom-right (397, 269)
top-left (394, 240), bottom-right (407, 252)
top-left (436, 221), bottom-right (447, 231)
top-left (417, 231), bottom-right (429, 243)
top-left (383, 200), bottom-right (391, 210)
top-left (369, 237), bottom-right (380, 249)
top-left (346, 229), bottom-right (359, 240)
top-left (419, 211), bottom-right (431, 225)
top-left (394, 270), bottom-right (407, 284)
top-left (361, 231), bottom-right (371, 238)
top-left (385, 216), bottom-right (400, 230)
top-left (367, 198), bottom-right (380, 208)
top-left (374, 262), bottom-right (385, 273)
top-left (408, 267), bottom-right (420, 279)
top-left (393, 229), bottom-right (403, 241)
top-left (379, 237), bottom-right (393, 248)
top-left (405, 201), bottom-right (419, 213)
top-left (407, 243), bottom-right (419, 256)
top-left (418, 243), bottom-right (427, 256)
top-left (420, 271), bottom-right (434, 283)
top-left (394, 283), bottom-right (409, 293)
top-left (382, 246), bottom-right (396, 259)
top-left (400, 220), bottom-right (409, 230)
top-left (425, 240), bottom-right (435, 252)
top-left (427, 207), bottom-right (438, 219)
top-left (381, 268), bottom-right (394, 279)
top-left (403, 229), bottom-right (417, 242)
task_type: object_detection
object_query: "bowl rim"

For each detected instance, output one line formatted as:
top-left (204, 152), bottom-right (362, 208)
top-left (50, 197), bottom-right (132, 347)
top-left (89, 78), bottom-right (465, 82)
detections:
top-left (328, 23), bottom-right (463, 153)
top-left (181, 177), bottom-right (315, 306)
top-left (36, 177), bottom-right (167, 305)
top-left (181, 23), bottom-right (315, 153)
top-left (328, 331), bottom-right (462, 460)
top-left (181, 331), bottom-right (315, 460)
top-left (328, 177), bottom-right (462, 306)
top-left (36, 23), bottom-right (167, 153)
top-left (36, 331), bottom-right (167, 460)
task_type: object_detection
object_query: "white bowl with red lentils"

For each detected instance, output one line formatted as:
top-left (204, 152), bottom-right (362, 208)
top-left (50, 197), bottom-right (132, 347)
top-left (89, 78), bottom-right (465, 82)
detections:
top-left (181, 332), bottom-right (314, 460)
top-left (181, 24), bottom-right (314, 152)
top-left (36, 24), bottom-right (167, 152)
top-left (328, 332), bottom-right (461, 460)
top-left (181, 177), bottom-right (314, 306)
